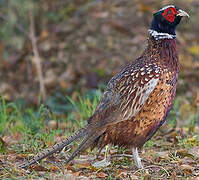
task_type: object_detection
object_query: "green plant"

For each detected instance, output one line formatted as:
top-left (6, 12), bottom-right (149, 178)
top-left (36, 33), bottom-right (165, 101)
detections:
top-left (0, 97), bottom-right (8, 135)
top-left (188, 107), bottom-right (199, 131)
top-left (21, 104), bottom-right (50, 135)
top-left (168, 99), bottom-right (180, 128)
top-left (67, 90), bottom-right (102, 127)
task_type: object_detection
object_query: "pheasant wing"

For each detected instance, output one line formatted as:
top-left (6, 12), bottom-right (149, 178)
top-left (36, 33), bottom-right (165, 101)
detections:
top-left (91, 60), bottom-right (160, 127)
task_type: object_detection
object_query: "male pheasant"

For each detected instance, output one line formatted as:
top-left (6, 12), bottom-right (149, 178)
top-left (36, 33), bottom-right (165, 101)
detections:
top-left (19, 5), bottom-right (189, 169)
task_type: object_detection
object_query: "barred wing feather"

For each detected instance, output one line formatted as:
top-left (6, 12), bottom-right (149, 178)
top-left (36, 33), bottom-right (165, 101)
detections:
top-left (93, 65), bottom-right (159, 126)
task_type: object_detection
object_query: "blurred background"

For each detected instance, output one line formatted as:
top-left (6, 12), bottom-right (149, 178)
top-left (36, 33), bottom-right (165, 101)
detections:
top-left (0, 0), bottom-right (198, 126)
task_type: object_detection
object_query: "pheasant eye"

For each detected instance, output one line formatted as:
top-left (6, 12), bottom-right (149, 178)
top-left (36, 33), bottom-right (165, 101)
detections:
top-left (167, 10), bottom-right (172, 14)
top-left (161, 7), bottom-right (178, 23)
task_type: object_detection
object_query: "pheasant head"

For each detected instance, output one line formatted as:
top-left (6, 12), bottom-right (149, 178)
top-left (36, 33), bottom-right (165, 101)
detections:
top-left (149, 5), bottom-right (189, 40)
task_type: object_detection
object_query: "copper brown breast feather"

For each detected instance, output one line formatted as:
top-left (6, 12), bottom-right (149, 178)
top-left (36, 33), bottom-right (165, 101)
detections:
top-left (18, 5), bottom-right (189, 169)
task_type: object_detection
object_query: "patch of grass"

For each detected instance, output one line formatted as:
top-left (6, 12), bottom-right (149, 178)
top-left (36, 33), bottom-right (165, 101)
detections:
top-left (67, 90), bottom-right (102, 128)
top-left (168, 99), bottom-right (180, 128)
top-left (0, 97), bottom-right (8, 135)
top-left (188, 107), bottom-right (199, 132)
top-left (144, 139), bottom-right (156, 148)
top-left (0, 90), bottom-right (199, 179)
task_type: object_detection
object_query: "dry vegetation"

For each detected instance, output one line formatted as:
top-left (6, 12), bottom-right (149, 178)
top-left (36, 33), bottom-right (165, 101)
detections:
top-left (0, 0), bottom-right (199, 179)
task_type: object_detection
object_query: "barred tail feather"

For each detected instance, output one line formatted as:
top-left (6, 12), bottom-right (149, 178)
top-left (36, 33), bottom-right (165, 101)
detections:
top-left (65, 130), bottom-right (104, 164)
top-left (18, 127), bottom-right (88, 168)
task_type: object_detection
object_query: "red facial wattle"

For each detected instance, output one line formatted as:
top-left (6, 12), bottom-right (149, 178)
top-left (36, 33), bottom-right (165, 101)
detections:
top-left (161, 7), bottom-right (178, 22)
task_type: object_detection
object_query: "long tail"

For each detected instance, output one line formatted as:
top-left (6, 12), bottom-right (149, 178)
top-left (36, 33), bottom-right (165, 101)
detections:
top-left (64, 130), bottom-right (104, 164)
top-left (18, 126), bottom-right (88, 168)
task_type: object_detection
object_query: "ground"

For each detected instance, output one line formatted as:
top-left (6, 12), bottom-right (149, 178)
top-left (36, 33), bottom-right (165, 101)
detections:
top-left (0, 0), bottom-right (199, 179)
top-left (0, 95), bottom-right (199, 179)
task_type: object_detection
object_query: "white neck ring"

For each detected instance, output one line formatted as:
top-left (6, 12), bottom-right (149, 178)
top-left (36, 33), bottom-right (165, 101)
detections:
top-left (148, 29), bottom-right (176, 40)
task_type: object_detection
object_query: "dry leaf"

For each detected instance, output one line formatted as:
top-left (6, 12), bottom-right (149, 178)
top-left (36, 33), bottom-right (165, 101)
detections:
top-left (180, 157), bottom-right (196, 165)
top-left (40, 30), bottom-right (49, 40)
top-left (31, 165), bottom-right (49, 172)
top-left (49, 165), bottom-right (60, 172)
top-left (95, 171), bottom-right (108, 178)
top-left (177, 149), bottom-right (189, 158)
top-left (188, 147), bottom-right (199, 159)
top-left (156, 151), bottom-right (169, 159)
top-left (180, 164), bottom-right (194, 175)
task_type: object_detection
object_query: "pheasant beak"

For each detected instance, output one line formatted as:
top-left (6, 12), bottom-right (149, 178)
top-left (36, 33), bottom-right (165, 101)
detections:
top-left (177, 9), bottom-right (190, 18)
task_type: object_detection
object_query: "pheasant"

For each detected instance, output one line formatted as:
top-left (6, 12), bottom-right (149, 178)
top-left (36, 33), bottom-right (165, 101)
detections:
top-left (19, 5), bottom-right (189, 169)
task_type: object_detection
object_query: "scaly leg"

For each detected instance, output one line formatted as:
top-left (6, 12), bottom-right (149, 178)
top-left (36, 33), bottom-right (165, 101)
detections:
top-left (92, 145), bottom-right (110, 168)
top-left (132, 147), bottom-right (144, 169)
top-left (104, 145), bottom-right (110, 160)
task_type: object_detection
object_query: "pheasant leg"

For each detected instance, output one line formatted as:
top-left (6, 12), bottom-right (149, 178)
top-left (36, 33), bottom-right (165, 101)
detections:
top-left (104, 145), bottom-right (110, 160)
top-left (92, 145), bottom-right (110, 168)
top-left (132, 147), bottom-right (144, 169)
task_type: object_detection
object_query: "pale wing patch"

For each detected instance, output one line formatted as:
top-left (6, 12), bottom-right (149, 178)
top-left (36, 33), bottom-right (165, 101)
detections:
top-left (122, 78), bottom-right (159, 120)
top-left (140, 78), bottom-right (159, 105)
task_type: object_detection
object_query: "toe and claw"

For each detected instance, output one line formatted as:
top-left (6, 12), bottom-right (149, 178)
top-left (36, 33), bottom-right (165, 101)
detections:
top-left (92, 145), bottom-right (111, 168)
top-left (92, 146), bottom-right (144, 170)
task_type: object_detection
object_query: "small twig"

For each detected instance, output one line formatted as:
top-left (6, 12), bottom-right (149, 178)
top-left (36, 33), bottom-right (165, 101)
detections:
top-left (29, 10), bottom-right (46, 102)
top-left (0, 12), bottom-right (46, 102)
top-left (145, 165), bottom-right (170, 177)
top-left (133, 164), bottom-right (170, 177)
top-left (111, 154), bottom-right (133, 158)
